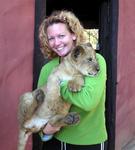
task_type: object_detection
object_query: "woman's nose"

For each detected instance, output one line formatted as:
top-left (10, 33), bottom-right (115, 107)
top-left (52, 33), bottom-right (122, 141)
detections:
top-left (54, 37), bottom-right (61, 46)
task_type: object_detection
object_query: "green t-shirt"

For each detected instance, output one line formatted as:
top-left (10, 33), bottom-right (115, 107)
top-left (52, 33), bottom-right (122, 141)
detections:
top-left (38, 53), bottom-right (108, 145)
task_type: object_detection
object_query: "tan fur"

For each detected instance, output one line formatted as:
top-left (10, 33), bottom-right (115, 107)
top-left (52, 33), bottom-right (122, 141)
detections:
top-left (17, 43), bottom-right (99, 150)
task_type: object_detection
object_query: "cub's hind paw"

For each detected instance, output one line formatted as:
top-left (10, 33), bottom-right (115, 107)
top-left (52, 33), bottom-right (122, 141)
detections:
top-left (33, 89), bottom-right (45, 104)
top-left (64, 112), bottom-right (80, 125)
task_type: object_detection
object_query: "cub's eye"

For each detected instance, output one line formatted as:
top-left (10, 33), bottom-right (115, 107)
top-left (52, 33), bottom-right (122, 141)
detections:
top-left (88, 58), bottom-right (92, 62)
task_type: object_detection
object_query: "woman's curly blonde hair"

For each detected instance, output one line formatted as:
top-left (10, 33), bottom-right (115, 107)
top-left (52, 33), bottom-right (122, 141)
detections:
top-left (39, 10), bottom-right (87, 59)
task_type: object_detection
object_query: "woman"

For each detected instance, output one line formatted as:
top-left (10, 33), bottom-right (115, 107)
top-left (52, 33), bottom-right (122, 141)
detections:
top-left (38, 10), bottom-right (108, 150)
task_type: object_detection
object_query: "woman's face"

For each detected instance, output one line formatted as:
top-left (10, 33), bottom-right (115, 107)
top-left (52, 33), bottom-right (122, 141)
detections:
top-left (47, 23), bottom-right (76, 57)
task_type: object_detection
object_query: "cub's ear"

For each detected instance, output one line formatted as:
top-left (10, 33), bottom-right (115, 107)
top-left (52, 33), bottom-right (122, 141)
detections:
top-left (71, 45), bottom-right (85, 61)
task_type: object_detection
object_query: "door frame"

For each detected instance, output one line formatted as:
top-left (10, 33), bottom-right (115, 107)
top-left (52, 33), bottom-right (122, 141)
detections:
top-left (33, 0), bottom-right (118, 149)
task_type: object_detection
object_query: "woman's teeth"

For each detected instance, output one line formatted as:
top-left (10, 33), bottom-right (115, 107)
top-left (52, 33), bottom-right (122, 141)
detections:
top-left (57, 47), bottom-right (64, 51)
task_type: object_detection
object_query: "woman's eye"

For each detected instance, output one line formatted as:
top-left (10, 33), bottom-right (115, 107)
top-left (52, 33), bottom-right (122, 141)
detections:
top-left (48, 37), bottom-right (54, 41)
top-left (58, 35), bottom-right (65, 39)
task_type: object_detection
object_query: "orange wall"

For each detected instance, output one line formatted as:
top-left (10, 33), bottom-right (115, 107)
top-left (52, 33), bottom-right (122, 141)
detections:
top-left (116, 0), bottom-right (135, 149)
top-left (0, 0), bottom-right (35, 149)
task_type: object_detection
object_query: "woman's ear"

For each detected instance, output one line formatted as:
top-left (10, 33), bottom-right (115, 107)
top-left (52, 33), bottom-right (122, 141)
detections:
top-left (72, 34), bottom-right (77, 41)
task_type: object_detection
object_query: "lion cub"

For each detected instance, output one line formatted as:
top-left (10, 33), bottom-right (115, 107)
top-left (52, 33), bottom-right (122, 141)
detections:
top-left (17, 43), bottom-right (99, 150)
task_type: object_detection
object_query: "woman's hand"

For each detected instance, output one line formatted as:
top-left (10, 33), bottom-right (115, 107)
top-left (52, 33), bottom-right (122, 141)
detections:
top-left (43, 123), bottom-right (61, 134)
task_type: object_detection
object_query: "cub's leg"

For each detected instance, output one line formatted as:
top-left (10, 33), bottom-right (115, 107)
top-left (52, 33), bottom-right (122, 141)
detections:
top-left (18, 89), bottom-right (45, 150)
top-left (39, 112), bottom-right (80, 142)
top-left (18, 128), bottom-right (31, 150)
top-left (49, 112), bottom-right (80, 127)
top-left (18, 89), bottom-right (45, 124)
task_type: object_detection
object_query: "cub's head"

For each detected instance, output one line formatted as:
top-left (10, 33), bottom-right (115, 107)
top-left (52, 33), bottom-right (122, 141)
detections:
top-left (71, 43), bottom-right (100, 76)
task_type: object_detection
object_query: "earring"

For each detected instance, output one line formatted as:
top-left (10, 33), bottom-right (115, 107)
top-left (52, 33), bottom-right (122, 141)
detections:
top-left (73, 36), bottom-right (76, 40)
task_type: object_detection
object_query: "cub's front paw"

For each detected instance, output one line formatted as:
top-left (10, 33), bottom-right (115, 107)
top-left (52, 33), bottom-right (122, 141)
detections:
top-left (68, 80), bottom-right (84, 92)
